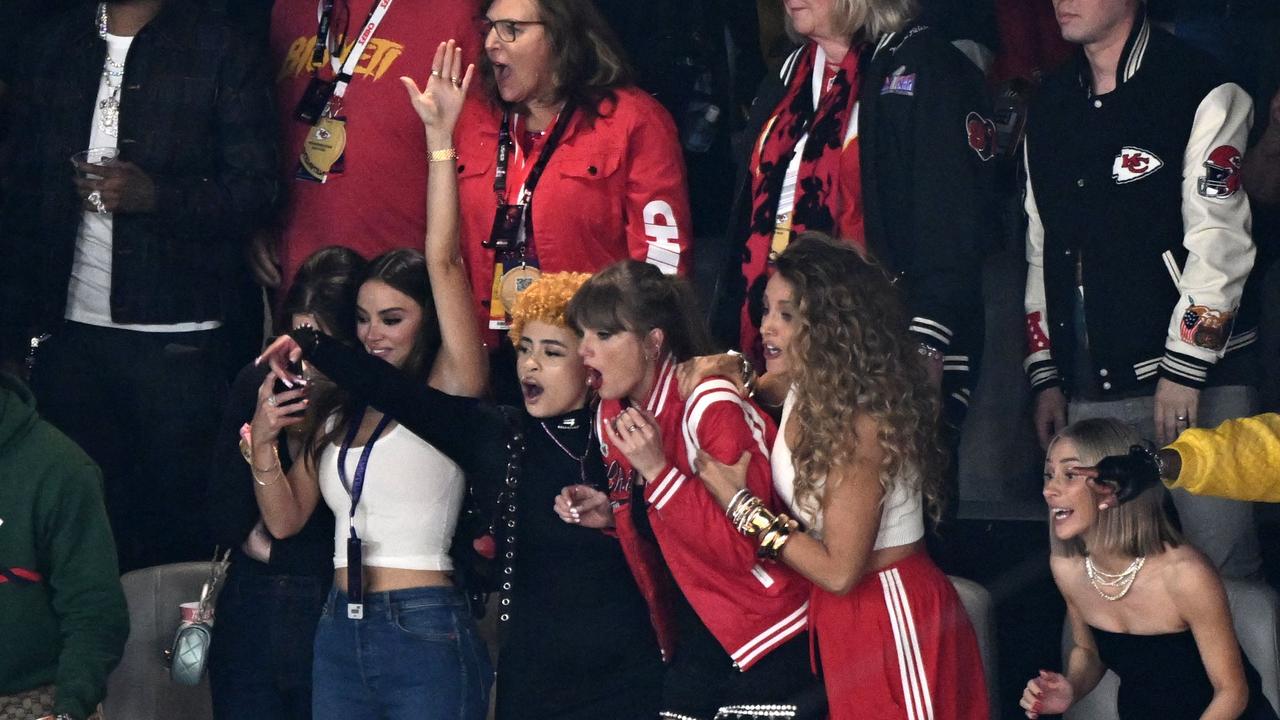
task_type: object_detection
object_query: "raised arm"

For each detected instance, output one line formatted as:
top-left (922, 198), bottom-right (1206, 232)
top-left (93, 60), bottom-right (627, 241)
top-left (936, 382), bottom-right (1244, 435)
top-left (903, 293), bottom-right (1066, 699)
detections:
top-left (401, 40), bottom-right (488, 397)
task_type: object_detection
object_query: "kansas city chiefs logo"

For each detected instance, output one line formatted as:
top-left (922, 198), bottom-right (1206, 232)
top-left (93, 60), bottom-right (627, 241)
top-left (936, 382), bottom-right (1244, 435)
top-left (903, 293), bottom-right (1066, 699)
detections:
top-left (1111, 147), bottom-right (1163, 183)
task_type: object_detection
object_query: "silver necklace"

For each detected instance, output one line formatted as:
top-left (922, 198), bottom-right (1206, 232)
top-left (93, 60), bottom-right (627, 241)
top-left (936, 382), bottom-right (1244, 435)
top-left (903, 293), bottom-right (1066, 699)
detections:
top-left (1085, 555), bottom-right (1146, 601)
top-left (540, 419), bottom-right (592, 486)
top-left (97, 2), bottom-right (124, 137)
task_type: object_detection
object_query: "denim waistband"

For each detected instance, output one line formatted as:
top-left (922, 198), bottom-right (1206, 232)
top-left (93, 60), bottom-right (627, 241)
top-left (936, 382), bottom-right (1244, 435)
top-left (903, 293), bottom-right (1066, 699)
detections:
top-left (326, 585), bottom-right (467, 616)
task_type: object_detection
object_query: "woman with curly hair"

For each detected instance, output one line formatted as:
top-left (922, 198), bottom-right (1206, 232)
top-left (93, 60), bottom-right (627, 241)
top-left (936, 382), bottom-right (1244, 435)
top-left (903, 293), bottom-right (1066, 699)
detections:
top-left (258, 271), bottom-right (663, 719)
top-left (694, 233), bottom-right (988, 719)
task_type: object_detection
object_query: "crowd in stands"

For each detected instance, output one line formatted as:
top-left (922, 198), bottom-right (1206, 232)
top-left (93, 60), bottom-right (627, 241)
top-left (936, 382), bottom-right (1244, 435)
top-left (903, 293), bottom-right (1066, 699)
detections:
top-left (1, 0), bottom-right (1278, 719)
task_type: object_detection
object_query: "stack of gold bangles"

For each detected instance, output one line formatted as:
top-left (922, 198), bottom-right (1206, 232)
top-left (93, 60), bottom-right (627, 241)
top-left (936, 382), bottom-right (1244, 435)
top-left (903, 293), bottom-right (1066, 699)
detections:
top-left (726, 489), bottom-right (799, 561)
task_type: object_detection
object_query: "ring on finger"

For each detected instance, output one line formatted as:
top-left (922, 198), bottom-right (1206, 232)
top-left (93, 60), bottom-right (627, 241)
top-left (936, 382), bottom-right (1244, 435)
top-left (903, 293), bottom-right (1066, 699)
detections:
top-left (267, 395), bottom-right (278, 408)
top-left (451, 76), bottom-right (460, 86)
top-left (628, 424), bottom-right (640, 433)
top-left (1175, 413), bottom-right (1188, 422)
top-left (431, 69), bottom-right (442, 78)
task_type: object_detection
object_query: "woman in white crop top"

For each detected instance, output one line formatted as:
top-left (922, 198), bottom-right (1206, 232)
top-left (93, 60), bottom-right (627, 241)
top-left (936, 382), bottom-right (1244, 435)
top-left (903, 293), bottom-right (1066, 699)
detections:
top-left (692, 234), bottom-right (989, 720)
top-left (246, 42), bottom-right (492, 720)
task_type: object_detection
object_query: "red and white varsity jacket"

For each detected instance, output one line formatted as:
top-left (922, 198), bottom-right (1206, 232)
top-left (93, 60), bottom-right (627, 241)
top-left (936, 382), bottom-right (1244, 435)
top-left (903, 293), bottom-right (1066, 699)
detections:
top-left (597, 356), bottom-right (811, 670)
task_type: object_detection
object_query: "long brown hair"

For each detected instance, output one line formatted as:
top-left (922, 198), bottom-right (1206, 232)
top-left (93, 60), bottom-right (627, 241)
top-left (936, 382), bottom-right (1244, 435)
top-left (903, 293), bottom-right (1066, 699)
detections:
top-left (773, 233), bottom-right (946, 525)
top-left (478, 0), bottom-right (633, 122)
top-left (303, 249), bottom-right (441, 469)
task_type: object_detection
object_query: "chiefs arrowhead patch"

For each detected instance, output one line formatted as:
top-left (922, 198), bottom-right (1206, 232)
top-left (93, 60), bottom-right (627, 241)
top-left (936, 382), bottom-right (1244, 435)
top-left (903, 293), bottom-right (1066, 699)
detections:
top-left (965, 112), bottom-right (996, 162)
top-left (1111, 146), bottom-right (1163, 184)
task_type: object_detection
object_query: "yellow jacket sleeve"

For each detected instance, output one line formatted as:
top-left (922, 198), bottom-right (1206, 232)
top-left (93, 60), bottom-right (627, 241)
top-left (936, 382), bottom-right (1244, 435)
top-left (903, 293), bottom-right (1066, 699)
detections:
top-left (1166, 413), bottom-right (1280, 502)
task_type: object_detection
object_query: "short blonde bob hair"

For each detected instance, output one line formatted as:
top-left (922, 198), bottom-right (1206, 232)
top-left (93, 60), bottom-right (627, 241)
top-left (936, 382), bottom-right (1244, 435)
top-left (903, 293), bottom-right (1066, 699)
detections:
top-left (1048, 418), bottom-right (1183, 559)
top-left (507, 272), bottom-right (592, 344)
top-left (787, 0), bottom-right (917, 43)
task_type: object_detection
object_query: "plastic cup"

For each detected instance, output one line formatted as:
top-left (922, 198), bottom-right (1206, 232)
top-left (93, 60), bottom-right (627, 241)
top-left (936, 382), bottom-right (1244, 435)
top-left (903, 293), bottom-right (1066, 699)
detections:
top-left (179, 601), bottom-right (203, 624)
top-left (71, 147), bottom-right (119, 180)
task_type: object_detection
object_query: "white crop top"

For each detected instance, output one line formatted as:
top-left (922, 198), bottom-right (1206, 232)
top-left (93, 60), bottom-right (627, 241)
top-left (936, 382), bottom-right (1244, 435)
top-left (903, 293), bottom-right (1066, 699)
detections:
top-left (771, 390), bottom-right (923, 550)
top-left (318, 419), bottom-right (465, 571)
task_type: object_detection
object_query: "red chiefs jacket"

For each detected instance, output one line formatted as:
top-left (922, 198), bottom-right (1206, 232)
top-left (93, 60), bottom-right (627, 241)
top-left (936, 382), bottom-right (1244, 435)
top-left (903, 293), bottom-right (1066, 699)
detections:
top-left (456, 88), bottom-right (692, 346)
top-left (596, 356), bottom-right (811, 670)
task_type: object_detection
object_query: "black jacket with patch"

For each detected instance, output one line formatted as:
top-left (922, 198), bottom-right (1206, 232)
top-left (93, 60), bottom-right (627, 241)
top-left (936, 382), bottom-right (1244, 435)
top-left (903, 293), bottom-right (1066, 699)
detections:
top-left (1023, 13), bottom-right (1258, 397)
top-left (705, 22), bottom-right (995, 425)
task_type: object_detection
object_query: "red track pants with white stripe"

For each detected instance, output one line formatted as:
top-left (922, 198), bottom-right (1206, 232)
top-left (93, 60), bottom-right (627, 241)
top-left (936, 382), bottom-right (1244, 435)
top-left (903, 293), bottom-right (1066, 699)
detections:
top-left (813, 551), bottom-right (989, 720)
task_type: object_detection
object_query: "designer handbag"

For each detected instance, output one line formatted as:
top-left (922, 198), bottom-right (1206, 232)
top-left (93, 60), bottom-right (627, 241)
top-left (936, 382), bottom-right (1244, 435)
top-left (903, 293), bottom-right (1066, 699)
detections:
top-left (166, 550), bottom-right (230, 686)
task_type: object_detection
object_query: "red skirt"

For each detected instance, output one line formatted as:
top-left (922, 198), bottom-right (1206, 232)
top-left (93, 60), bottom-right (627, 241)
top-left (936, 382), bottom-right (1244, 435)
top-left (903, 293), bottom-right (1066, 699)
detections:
top-left (812, 551), bottom-right (989, 720)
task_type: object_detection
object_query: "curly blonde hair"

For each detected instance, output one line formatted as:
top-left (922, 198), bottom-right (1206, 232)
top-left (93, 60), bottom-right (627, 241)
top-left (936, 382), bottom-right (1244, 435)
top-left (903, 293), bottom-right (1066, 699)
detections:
top-left (773, 233), bottom-right (946, 526)
top-left (508, 272), bottom-right (592, 343)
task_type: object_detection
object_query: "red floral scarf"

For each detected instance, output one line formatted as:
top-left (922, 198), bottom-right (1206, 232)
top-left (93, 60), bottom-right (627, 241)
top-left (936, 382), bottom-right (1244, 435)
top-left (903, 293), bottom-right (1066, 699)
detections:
top-left (748, 43), bottom-right (862, 258)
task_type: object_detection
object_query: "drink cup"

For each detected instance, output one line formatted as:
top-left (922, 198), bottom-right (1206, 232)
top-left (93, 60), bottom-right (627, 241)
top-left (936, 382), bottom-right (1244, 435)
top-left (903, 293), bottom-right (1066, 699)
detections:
top-left (71, 147), bottom-right (119, 180)
top-left (180, 601), bottom-right (203, 624)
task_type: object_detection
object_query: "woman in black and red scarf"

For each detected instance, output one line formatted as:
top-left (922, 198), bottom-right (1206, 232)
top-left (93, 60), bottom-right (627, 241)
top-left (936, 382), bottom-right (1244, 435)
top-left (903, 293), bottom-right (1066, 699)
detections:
top-left (709, 0), bottom-right (995, 433)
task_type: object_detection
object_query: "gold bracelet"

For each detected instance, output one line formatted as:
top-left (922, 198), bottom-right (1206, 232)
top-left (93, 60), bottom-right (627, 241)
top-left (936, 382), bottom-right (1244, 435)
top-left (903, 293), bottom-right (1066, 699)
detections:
top-left (427, 147), bottom-right (458, 163)
top-left (253, 466), bottom-right (281, 488)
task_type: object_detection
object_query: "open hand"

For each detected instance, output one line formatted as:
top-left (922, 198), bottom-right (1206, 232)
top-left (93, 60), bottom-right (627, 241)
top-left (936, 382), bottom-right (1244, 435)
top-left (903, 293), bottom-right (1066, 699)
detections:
top-left (676, 353), bottom-right (744, 399)
top-left (400, 39), bottom-right (474, 140)
top-left (693, 449), bottom-right (750, 509)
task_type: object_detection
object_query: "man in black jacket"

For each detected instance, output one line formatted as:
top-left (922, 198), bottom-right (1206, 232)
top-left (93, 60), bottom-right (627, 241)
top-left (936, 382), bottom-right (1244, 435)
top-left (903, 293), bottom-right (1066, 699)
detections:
top-left (1024, 0), bottom-right (1261, 577)
top-left (0, 0), bottom-right (277, 571)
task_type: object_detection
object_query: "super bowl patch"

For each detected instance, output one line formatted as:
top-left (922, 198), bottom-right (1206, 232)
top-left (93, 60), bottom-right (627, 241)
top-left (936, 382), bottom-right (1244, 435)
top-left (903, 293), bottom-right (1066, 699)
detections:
top-left (882, 66), bottom-right (916, 96)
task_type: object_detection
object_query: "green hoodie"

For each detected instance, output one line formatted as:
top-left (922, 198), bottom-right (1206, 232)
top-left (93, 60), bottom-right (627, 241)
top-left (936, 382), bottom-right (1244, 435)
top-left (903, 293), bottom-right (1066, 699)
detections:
top-left (0, 373), bottom-right (128, 719)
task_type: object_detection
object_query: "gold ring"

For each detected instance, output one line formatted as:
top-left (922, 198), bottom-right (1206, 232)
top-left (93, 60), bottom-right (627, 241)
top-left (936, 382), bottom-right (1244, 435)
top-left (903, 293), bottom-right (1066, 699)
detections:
top-left (451, 76), bottom-right (460, 85)
top-left (431, 69), bottom-right (442, 78)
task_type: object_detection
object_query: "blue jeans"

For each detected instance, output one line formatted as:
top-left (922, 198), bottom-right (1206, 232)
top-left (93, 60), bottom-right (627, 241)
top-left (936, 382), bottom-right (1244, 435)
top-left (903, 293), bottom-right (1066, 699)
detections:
top-left (209, 566), bottom-right (328, 719)
top-left (312, 586), bottom-right (492, 720)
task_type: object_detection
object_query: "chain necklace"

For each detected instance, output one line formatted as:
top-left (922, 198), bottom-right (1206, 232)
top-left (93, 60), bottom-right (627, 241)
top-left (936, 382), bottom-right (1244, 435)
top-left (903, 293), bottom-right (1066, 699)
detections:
top-left (540, 418), bottom-right (592, 486)
top-left (97, 2), bottom-right (124, 137)
top-left (1085, 555), bottom-right (1146, 601)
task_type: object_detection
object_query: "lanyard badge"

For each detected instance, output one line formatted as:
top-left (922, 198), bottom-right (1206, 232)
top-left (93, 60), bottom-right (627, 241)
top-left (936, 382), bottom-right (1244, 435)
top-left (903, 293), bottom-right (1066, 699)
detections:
top-left (295, 0), bottom-right (396, 183)
top-left (484, 107), bottom-right (575, 329)
top-left (337, 408), bottom-right (394, 620)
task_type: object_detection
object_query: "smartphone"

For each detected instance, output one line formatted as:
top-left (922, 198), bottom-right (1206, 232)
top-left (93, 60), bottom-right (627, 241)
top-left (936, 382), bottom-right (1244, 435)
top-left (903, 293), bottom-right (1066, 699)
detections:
top-left (272, 360), bottom-right (307, 417)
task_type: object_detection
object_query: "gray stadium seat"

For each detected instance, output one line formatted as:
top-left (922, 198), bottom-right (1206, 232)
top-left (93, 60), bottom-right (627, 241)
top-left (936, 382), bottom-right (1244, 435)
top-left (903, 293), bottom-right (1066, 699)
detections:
top-left (102, 562), bottom-right (213, 720)
top-left (950, 575), bottom-right (1001, 718)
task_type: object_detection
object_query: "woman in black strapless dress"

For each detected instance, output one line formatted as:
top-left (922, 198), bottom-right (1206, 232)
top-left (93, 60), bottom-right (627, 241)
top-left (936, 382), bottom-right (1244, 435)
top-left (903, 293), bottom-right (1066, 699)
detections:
top-left (1020, 418), bottom-right (1278, 720)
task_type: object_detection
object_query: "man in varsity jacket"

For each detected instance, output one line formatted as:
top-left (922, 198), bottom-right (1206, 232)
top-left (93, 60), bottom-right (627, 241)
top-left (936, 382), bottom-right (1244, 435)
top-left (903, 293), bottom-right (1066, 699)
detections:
top-left (1023, 0), bottom-right (1262, 578)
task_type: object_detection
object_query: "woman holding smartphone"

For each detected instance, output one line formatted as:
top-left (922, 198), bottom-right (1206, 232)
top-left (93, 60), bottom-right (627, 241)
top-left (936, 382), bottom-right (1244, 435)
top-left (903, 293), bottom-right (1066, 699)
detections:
top-left (246, 41), bottom-right (491, 720)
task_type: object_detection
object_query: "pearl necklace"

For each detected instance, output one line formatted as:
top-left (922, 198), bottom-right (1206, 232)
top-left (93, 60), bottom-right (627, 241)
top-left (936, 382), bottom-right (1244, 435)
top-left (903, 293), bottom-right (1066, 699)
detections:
top-left (97, 2), bottom-right (124, 138)
top-left (1085, 555), bottom-right (1146, 601)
